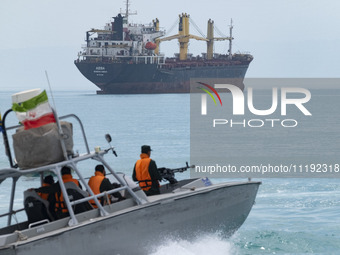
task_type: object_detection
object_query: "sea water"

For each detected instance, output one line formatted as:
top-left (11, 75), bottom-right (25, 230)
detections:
top-left (0, 90), bottom-right (340, 254)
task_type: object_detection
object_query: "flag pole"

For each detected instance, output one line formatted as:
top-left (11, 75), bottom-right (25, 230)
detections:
top-left (45, 71), bottom-right (68, 160)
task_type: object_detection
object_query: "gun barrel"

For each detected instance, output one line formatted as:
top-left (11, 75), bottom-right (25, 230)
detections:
top-left (158, 163), bottom-right (194, 175)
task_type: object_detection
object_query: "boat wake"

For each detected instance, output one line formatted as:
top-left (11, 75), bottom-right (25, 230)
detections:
top-left (150, 233), bottom-right (239, 255)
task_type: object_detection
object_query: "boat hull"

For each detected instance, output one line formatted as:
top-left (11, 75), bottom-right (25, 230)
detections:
top-left (74, 61), bottom-right (250, 94)
top-left (0, 181), bottom-right (260, 255)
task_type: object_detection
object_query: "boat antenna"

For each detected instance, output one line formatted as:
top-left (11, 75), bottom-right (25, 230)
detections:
top-left (45, 71), bottom-right (57, 112)
top-left (44, 70), bottom-right (68, 160)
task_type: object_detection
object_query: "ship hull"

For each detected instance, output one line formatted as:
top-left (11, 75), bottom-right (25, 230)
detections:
top-left (74, 61), bottom-right (251, 94)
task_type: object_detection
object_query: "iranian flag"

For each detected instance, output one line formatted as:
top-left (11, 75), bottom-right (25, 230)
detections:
top-left (12, 89), bottom-right (56, 130)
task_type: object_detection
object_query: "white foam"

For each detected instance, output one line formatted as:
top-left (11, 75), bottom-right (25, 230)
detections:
top-left (150, 234), bottom-right (238, 255)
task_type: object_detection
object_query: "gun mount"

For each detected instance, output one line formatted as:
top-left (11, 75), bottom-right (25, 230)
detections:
top-left (158, 162), bottom-right (195, 184)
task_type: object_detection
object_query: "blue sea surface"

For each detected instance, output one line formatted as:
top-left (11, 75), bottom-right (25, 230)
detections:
top-left (0, 89), bottom-right (340, 254)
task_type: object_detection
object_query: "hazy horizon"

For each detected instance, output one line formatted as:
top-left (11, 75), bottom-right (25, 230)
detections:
top-left (1, 0), bottom-right (340, 92)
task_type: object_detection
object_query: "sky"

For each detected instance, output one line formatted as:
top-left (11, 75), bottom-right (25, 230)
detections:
top-left (0, 0), bottom-right (339, 92)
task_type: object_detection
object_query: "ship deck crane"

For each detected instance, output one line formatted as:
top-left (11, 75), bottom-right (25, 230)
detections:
top-left (155, 14), bottom-right (234, 60)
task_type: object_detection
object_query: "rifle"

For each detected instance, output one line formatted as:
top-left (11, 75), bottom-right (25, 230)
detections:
top-left (158, 162), bottom-right (195, 184)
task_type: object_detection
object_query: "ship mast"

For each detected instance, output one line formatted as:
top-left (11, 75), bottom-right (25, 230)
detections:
top-left (228, 19), bottom-right (233, 60)
top-left (207, 19), bottom-right (214, 60)
top-left (121, 0), bottom-right (137, 19)
top-left (156, 15), bottom-right (234, 61)
top-left (156, 13), bottom-right (207, 61)
top-left (125, 0), bottom-right (129, 17)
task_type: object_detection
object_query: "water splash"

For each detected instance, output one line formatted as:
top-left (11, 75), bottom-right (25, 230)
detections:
top-left (150, 233), bottom-right (239, 255)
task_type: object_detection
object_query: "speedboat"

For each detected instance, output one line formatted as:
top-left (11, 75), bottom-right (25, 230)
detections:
top-left (0, 89), bottom-right (261, 255)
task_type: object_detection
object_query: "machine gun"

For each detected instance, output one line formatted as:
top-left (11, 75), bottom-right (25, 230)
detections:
top-left (158, 162), bottom-right (195, 184)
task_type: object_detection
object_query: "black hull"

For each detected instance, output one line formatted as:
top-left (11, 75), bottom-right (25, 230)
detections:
top-left (74, 61), bottom-right (251, 94)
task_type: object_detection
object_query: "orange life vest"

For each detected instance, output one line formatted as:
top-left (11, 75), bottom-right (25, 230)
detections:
top-left (88, 171), bottom-right (105, 207)
top-left (135, 153), bottom-right (153, 191)
top-left (55, 174), bottom-right (80, 214)
top-left (38, 183), bottom-right (50, 200)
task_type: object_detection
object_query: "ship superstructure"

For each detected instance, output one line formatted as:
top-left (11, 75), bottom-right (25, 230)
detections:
top-left (82, 12), bottom-right (165, 66)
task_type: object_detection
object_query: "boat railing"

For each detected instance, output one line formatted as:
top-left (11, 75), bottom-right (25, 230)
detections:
top-left (0, 208), bottom-right (25, 220)
top-left (59, 113), bottom-right (90, 154)
top-left (77, 54), bottom-right (165, 65)
top-left (0, 149), bottom-right (147, 230)
top-left (1, 110), bottom-right (147, 229)
top-left (1, 109), bottom-right (91, 168)
top-left (67, 185), bottom-right (127, 208)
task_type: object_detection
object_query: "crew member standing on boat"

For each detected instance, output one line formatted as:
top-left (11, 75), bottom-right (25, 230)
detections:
top-left (132, 145), bottom-right (162, 196)
top-left (88, 164), bottom-right (123, 207)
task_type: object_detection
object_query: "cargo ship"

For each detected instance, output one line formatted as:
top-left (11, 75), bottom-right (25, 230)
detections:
top-left (74, 1), bottom-right (253, 94)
